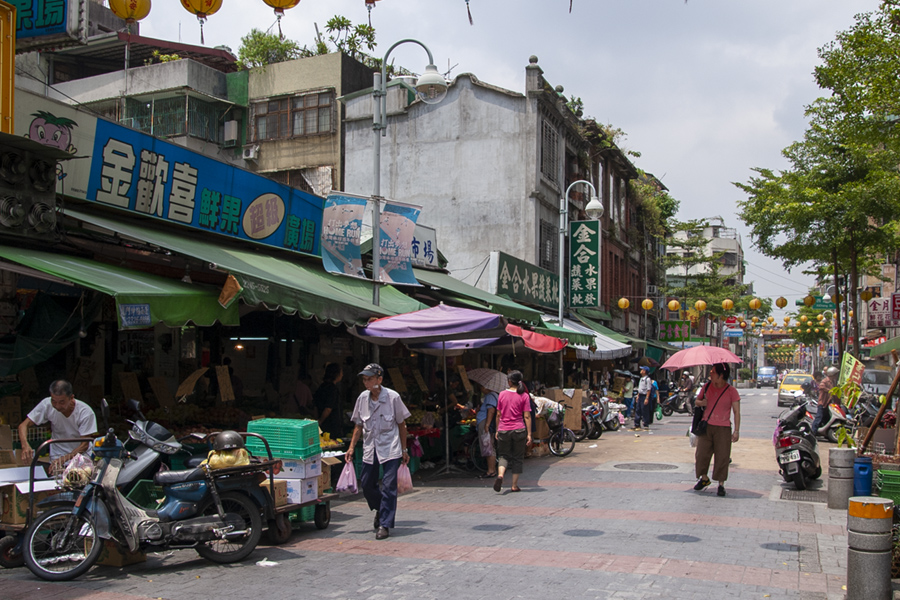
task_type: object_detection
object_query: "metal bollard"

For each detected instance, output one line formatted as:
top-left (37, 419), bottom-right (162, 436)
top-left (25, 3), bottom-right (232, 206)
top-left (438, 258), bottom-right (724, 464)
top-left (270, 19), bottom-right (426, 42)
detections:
top-left (829, 447), bottom-right (856, 510)
top-left (846, 496), bottom-right (893, 600)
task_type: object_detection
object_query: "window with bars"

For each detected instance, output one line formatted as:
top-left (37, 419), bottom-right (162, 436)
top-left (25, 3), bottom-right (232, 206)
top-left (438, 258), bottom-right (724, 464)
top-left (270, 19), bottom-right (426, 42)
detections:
top-left (253, 90), bottom-right (335, 141)
top-left (539, 219), bottom-right (557, 271)
top-left (541, 121), bottom-right (559, 184)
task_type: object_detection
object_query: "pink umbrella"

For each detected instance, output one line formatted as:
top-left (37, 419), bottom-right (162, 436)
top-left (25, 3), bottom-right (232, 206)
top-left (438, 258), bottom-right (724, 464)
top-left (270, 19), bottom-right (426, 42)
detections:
top-left (661, 346), bottom-right (742, 371)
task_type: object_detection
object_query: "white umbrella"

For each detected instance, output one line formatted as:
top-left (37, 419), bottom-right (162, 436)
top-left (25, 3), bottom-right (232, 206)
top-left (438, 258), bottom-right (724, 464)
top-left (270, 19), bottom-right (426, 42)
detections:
top-left (467, 368), bottom-right (508, 394)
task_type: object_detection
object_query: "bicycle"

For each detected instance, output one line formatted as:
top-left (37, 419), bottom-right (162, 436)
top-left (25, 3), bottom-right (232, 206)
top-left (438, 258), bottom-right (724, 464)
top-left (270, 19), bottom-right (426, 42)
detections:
top-left (454, 427), bottom-right (488, 472)
top-left (547, 403), bottom-right (576, 457)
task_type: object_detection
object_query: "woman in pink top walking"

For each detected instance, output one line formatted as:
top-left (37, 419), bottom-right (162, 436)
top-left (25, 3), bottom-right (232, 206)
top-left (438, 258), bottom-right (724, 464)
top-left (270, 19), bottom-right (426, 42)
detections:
top-left (693, 363), bottom-right (741, 497)
top-left (493, 371), bottom-right (532, 493)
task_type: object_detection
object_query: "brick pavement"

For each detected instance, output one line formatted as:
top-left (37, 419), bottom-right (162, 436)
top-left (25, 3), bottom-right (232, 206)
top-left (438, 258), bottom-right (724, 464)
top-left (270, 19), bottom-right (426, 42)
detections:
top-left (0, 389), bottom-right (890, 599)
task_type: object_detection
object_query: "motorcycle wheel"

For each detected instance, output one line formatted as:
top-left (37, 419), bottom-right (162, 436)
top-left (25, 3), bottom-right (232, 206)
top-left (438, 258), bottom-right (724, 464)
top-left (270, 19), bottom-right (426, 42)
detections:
top-left (587, 422), bottom-right (602, 439)
top-left (573, 416), bottom-right (589, 442)
top-left (548, 428), bottom-right (576, 457)
top-left (605, 417), bottom-right (621, 431)
top-left (24, 506), bottom-right (102, 581)
top-left (314, 503), bottom-right (331, 530)
top-left (792, 470), bottom-right (808, 491)
top-left (0, 535), bottom-right (24, 569)
top-left (195, 492), bottom-right (263, 564)
top-left (661, 405), bottom-right (674, 417)
top-left (825, 428), bottom-right (839, 444)
top-left (813, 466), bottom-right (823, 480)
top-left (264, 513), bottom-right (292, 545)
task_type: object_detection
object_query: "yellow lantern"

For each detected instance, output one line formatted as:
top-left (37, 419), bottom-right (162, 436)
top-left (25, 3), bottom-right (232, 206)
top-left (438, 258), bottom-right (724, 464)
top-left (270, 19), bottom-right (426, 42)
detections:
top-left (667, 300), bottom-right (681, 312)
top-left (751, 316), bottom-right (759, 323)
top-left (834, 293), bottom-right (843, 303)
top-left (767, 316), bottom-right (774, 323)
top-left (817, 314), bottom-right (824, 321)
top-left (803, 295), bottom-right (815, 307)
top-left (262, 0), bottom-right (302, 35)
top-left (180, 0), bottom-right (223, 43)
top-left (749, 298), bottom-right (761, 310)
top-left (815, 328), bottom-right (820, 333)
top-left (861, 290), bottom-right (873, 302)
top-left (776, 296), bottom-right (787, 309)
top-left (800, 315), bottom-right (808, 322)
top-left (618, 297), bottom-right (630, 310)
top-left (806, 328), bottom-right (811, 333)
top-left (740, 321), bottom-right (747, 329)
top-left (849, 310), bottom-right (854, 317)
top-left (694, 300), bottom-right (707, 312)
top-left (109, 0), bottom-right (152, 24)
top-left (722, 299), bottom-right (734, 310)
top-left (641, 299), bottom-right (654, 311)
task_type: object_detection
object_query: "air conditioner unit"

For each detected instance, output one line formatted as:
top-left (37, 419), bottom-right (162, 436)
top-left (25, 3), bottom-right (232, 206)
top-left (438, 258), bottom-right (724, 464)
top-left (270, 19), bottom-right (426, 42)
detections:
top-left (242, 145), bottom-right (259, 161)
top-left (223, 120), bottom-right (239, 146)
top-left (647, 285), bottom-right (658, 296)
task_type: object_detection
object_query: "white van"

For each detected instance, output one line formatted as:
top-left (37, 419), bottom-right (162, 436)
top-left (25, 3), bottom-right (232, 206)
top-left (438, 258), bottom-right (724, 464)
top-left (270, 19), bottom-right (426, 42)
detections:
top-left (862, 369), bottom-right (894, 398)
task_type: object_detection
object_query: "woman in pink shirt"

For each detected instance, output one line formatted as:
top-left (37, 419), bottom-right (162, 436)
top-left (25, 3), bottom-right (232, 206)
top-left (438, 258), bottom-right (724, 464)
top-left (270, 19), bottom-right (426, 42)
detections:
top-left (693, 363), bottom-right (741, 497)
top-left (493, 371), bottom-right (532, 493)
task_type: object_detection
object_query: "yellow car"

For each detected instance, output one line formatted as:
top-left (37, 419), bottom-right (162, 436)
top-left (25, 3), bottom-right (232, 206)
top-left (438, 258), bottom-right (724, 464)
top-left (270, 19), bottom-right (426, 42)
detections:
top-left (778, 373), bottom-right (814, 407)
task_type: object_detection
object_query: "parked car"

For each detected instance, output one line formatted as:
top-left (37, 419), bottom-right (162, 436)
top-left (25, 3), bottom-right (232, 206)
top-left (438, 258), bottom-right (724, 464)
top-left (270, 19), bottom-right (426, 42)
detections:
top-left (757, 366), bottom-right (778, 388)
top-left (861, 368), bottom-right (895, 399)
top-left (778, 373), bottom-right (815, 407)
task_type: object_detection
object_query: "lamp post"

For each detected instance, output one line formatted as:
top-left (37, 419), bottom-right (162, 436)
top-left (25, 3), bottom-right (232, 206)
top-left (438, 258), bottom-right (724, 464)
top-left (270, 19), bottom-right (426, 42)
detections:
top-left (821, 309), bottom-right (835, 366)
top-left (372, 39), bottom-right (448, 306)
top-left (558, 180), bottom-right (603, 386)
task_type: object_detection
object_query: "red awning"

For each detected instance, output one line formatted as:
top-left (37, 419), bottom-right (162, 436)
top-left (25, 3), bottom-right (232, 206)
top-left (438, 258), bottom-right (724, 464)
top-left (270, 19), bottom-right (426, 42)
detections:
top-left (506, 324), bottom-right (568, 353)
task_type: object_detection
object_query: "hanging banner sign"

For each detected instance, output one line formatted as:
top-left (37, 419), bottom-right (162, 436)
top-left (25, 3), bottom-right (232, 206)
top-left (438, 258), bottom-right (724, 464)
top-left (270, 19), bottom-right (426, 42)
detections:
top-left (321, 192), bottom-right (366, 279)
top-left (410, 224), bottom-right (439, 269)
top-left (568, 220), bottom-right (600, 308)
top-left (868, 297), bottom-right (900, 328)
top-left (378, 200), bottom-right (421, 286)
top-left (659, 320), bottom-right (691, 342)
top-left (838, 352), bottom-right (865, 388)
top-left (493, 251), bottom-right (559, 311)
top-left (14, 0), bottom-right (88, 52)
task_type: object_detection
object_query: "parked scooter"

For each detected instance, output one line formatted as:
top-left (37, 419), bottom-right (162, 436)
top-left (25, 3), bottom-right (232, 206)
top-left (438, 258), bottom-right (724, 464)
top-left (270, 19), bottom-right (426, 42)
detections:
top-left (774, 400), bottom-right (822, 491)
top-left (22, 400), bottom-right (274, 581)
top-left (809, 401), bottom-right (851, 443)
top-left (660, 389), bottom-right (693, 417)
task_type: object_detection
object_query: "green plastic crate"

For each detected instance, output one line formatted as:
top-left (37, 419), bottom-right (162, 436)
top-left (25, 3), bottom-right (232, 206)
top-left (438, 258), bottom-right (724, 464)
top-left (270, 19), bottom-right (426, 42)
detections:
top-left (246, 418), bottom-right (321, 459)
top-left (126, 480), bottom-right (165, 509)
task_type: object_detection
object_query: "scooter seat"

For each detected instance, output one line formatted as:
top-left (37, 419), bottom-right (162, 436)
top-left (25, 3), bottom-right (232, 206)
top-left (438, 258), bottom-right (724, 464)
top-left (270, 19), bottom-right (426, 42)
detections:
top-left (184, 456), bottom-right (206, 468)
top-left (154, 467), bottom-right (205, 486)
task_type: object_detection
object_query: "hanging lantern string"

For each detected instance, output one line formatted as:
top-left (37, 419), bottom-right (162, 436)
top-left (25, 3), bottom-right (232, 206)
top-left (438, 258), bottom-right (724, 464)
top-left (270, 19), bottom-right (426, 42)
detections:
top-left (276, 11), bottom-right (283, 38)
top-left (367, 3), bottom-right (373, 27)
top-left (199, 15), bottom-right (206, 45)
top-left (466, 0), bottom-right (473, 25)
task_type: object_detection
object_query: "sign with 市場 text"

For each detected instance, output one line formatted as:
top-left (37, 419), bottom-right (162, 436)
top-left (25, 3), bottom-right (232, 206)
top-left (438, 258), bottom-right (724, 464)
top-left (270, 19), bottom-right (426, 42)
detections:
top-left (568, 220), bottom-right (600, 308)
top-left (14, 0), bottom-right (88, 52)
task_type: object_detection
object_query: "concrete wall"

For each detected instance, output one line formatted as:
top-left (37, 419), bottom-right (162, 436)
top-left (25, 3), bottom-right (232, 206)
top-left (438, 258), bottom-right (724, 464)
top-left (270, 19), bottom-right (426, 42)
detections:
top-left (343, 73), bottom-right (540, 292)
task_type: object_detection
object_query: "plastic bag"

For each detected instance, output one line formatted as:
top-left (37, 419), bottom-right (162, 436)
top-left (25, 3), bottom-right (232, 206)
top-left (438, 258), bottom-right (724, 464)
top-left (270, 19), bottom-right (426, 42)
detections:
top-left (335, 461), bottom-right (358, 494)
top-left (409, 438), bottom-right (424, 458)
top-left (59, 453), bottom-right (94, 489)
top-left (397, 463), bottom-right (414, 494)
top-left (202, 448), bottom-right (250, 469)
top-left (655, 405), bottom-right (664, 421)
top-left (688, 430), bottom-right (698, 448)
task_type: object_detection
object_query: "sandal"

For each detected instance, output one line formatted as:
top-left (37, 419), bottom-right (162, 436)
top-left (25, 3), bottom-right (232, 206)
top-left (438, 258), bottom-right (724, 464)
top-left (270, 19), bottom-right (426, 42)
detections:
top-left (510, 486), bottom-right (521, 492)
top-left (493, 477), bottom-right (502, 492)
top-left (479, 472), bottom-right (498, 479)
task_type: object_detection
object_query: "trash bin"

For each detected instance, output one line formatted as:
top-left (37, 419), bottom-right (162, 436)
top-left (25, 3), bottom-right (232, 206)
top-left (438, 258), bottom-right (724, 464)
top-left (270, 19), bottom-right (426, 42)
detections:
top-left (854, 457), bottom-right (873, 497)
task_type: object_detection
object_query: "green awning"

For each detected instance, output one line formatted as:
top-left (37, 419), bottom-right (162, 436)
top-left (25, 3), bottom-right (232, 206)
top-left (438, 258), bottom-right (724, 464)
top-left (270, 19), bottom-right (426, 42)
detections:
top-left (66, 208), bottom-right (426, 326)
top-left (870, 336), bottom-right (900, 358)
top-left (536, 320), bottom-right (596, 347)
top-left (646, 339), bottom-right (681, 353)
top-left (413, 268), bottom-right (542, 326)
top-left (0, 245), bottom-right (239, 329)
top-left (574, 312), bottom-right (643, 348)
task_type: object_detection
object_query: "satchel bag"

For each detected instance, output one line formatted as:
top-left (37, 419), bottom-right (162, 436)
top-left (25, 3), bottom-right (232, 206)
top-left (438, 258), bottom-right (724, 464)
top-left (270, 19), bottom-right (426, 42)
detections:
top-left (690, 382), bottom-right (728, 436)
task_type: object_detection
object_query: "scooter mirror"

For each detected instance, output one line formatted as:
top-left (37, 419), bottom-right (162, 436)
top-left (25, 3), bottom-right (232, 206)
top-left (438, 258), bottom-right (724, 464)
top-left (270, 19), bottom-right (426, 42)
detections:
top-left (101, 398), bottom-right (110, 430)
top-left (127, 398), bottom-right (147, 421)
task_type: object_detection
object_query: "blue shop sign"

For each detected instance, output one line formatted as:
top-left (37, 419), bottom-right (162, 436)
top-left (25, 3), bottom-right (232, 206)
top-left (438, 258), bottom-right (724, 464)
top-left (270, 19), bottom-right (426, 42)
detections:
top-left (119, 304), bottom-right (152, 328)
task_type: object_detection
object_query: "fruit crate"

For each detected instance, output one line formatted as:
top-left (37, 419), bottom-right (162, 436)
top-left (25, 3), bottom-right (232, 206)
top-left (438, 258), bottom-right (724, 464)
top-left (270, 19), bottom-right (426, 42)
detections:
top-left (126, 480), bottom-right (165, 509)
top-left (875, 470), bottom-right (900, 504)
top-left (246, 418), bottom-right (321, 459)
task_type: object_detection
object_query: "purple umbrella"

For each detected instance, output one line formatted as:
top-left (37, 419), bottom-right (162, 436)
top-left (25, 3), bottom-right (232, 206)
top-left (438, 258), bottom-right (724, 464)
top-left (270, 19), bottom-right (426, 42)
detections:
top-left (354, 303), bottom-right (507, 343)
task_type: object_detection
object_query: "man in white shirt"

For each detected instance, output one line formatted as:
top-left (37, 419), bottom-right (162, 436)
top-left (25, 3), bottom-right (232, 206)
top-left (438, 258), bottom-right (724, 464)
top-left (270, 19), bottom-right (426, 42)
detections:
top-left (634, 366), bottom-right (653, 431)
top-left (345, 363), bottom-right (411, 541)
top-left (19, 380), bottom-right (98, 468)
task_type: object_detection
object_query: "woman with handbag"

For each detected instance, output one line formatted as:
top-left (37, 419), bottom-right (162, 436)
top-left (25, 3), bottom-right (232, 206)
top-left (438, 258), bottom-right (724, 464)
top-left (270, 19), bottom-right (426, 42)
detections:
top-left (493, 371), bottom-right (532, 493)
top-left (692, 363), bottom-right (741, 497)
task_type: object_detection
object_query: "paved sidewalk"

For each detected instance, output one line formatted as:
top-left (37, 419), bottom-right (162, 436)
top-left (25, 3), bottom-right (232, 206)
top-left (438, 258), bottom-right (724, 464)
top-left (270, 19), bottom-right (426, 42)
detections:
top-left (0, 399), bottom-right (890, 600)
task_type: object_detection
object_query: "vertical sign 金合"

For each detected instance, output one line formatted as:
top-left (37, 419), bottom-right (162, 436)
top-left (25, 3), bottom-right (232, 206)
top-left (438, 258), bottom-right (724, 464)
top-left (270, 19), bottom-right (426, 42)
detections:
top-left (568, 220), bottom-right (600, 309)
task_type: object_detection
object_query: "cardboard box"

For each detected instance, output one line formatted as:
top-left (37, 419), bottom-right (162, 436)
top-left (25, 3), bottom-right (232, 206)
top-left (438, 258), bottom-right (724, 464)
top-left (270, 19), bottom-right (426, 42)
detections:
top-left (0, 425), bottom-right (11, 450)
top-left (0, 450), bottom-right (18, 467)
top-left (534, 417), bottom-right (550, 441)
top-left (96, 540), bottom-right (146, 567)
top-left (858, 426), bottom-right (898, 451)
top-left (284, 477), bottom-right (317, 505)
top-left (318, 456), bottom-right (341, 496)
top-left (548, 389), bottom-right (583, 430)
top-left (278, 455), bottom-right (321, 479)
top-left (262, 478), bottom-right (288, 507)
top-left (0, 466), bottom-right (58, 524)
top-left (529, 441), bottom-right (550, 457)
top-left (0, 397), bottom-right (21, 427)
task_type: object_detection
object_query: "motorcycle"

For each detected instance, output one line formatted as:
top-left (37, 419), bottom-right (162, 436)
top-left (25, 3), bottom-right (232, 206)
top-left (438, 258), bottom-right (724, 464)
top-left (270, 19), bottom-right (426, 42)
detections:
top-left (660, 389), bottom-right (693, 417)
top-left (810, 401), bottom-right (851, 443)
top-left (22, 400), bottom-right (275, 581)
top-left (774, 400), bottom-right (822, 491)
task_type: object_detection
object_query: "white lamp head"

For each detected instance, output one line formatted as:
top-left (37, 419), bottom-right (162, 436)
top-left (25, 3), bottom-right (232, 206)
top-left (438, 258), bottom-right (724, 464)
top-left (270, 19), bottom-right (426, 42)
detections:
top-left (584, 195), bottom-right (604, 220)
top-left (415, 64), bottom-right (448, 105)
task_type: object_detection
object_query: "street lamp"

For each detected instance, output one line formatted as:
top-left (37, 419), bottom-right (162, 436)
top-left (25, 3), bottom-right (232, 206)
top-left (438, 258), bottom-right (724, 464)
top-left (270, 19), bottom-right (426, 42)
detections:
top-left (371, 39), bottom-right (448, 306)
top-left (558, 179), bottom-right (603, 324)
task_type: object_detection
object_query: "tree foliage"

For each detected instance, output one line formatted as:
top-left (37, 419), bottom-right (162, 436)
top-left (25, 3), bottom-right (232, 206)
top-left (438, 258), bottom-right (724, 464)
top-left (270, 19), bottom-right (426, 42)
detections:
top-left (236, 29), bottom-right (301, 69)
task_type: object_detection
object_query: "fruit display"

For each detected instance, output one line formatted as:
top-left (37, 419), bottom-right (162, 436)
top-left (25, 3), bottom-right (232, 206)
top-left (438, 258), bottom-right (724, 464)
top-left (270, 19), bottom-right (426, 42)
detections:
top-left (459, 418), bottom-right (476, 426)
top-left (320, 434), bottom-right (345, 450)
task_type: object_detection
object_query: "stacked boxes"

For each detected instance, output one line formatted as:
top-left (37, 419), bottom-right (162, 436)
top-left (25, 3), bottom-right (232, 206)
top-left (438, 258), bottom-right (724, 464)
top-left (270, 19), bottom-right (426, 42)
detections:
top-left (246, 418), bottom-right (324, 507)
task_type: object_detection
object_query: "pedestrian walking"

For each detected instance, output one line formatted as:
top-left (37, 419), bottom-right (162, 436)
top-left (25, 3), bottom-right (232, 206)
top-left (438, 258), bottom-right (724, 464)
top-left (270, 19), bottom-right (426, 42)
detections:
top-left (693, 363), bottom-right (741, 497)
top-left (634, 365), bottom-right (652, 430)
top-left (473, 381), bottom-right (498, 478)
top-left (813, 367), bottom-right (837, 436)
top-left (345, 363), bottom-right (411, 540)
top-left (493, 370), bottom-right (532, 493)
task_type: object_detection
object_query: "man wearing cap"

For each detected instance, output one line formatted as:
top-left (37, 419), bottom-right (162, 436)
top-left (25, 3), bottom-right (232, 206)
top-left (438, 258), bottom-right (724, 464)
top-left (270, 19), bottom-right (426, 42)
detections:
top-left (346, 363), bottom-right (411, 540)
top-left (633, 366), bottom-right (653, 431)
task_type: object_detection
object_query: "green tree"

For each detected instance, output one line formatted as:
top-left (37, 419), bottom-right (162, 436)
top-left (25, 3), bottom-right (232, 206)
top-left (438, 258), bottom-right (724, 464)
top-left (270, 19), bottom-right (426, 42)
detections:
top-left (236, 29), bottom-right (301, 69)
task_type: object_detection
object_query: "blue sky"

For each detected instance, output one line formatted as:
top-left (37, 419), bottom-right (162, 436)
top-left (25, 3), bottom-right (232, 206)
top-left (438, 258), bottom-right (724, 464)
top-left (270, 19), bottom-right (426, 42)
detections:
top-left (139, 0), bottom-right (877, 317)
